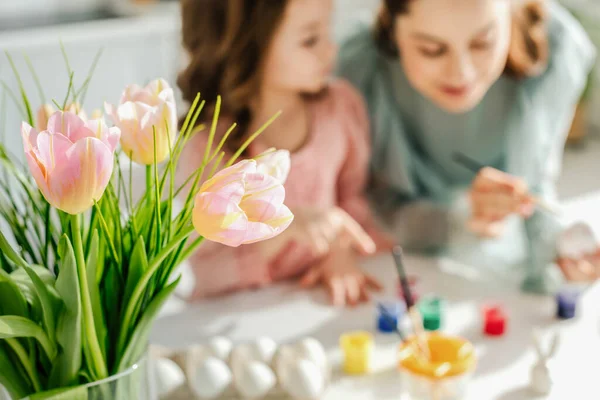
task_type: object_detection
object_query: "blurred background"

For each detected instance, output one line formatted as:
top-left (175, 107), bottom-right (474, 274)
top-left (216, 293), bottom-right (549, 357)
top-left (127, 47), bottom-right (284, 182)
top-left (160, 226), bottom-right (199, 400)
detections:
top-left (0, 0), bottom-right (598, 199)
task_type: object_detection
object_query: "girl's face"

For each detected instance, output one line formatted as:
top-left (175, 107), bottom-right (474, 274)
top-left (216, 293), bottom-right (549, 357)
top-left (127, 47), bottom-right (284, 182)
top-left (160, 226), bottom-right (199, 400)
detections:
top-left (262, 0), bottom-right (336, 95)
top-left (395, 0), bottom-right (512, 113)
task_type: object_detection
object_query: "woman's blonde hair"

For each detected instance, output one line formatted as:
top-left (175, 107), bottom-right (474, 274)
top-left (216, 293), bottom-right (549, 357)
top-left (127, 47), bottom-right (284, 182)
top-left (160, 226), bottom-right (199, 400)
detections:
top-left (374, 0), bottom-right (549, 78)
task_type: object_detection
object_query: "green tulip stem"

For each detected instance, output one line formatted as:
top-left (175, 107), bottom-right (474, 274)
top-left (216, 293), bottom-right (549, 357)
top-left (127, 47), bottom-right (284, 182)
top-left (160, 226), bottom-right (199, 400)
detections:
top-left (70, 214), bottom-right (108, 379)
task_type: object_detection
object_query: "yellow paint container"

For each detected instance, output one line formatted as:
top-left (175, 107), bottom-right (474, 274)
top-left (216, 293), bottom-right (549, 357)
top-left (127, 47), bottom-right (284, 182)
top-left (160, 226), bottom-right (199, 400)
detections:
top-left (340, 331), bottom-right (374, 375)
top-left (398, 332), bottom-right (476, 400)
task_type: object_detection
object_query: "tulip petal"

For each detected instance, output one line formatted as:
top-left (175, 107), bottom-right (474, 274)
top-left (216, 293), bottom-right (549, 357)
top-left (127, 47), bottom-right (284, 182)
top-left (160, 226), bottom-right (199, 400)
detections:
top-left (255, 149), bottom-right (291, 184)
top-left (200, 160), bottom-right (256, 194)
top-left (85, 118), bottom-right (121, 151)
top-left (36, 104), bottom-right (55, 132)
top-left (47, 111), bottom-right (82, 136)
top-left (243, 204), bottom-right (294, 244)
top-left (104, 102), bottom-right (118, 124)
top-left (121, 83), bottom-right (149, 104)
top-left (21, 122), bottom-right (39, 152)
top-left (193, 191), bottom-right (249, 247)
top-left (25, 152), bottom-right (50, 196)
top-left (240, 173), bottom-right (286, 221)
top-left (46, 137), bottom-right (114, 214)
top-left (36, 131), bottom-right (74, 172)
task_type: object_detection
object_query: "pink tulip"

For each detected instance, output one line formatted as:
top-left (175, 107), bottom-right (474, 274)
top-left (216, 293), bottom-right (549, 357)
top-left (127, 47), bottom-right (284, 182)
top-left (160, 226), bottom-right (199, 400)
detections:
top-left (104, 78), bottom-right (177, 165)
top-left (254, 149), bottom-right (291, 184)
top-left (193, 159), bottom-right (294, 247)
top-left (36, 103), bottom-right (90, 132)
top-left (22, 111), bottom-right (120, 215)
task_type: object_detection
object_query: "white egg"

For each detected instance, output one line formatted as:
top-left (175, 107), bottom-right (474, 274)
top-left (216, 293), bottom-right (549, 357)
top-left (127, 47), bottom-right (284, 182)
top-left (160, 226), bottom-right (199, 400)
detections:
top-left (234, 360), bottom-right (276, 399)
top-left (152, 357), bottom-right (186, 398)
top-left (295, 338), bottom-right (329, 378)
top-left (230, 344), bottom-right (254, 378)
top-left (190, 356), bottom-right (232, 399)
top-left (207, 336), bottom-right (233, 361)
top-left (284, 359), bottom-right (325, 400)
top-left (185, 344), bottom-right (209, 374)
top-left (249, 337), bottom-right (278, 364)
top-left (274, 345), bottom-right (298, 389)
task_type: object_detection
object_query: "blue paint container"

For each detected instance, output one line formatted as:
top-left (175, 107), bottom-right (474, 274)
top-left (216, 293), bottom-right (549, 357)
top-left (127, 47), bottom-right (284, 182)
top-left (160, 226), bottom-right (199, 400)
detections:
top-left (377, 301), bottom-right (405, 333)
top-left (556, 289), bottom-right (579, 319)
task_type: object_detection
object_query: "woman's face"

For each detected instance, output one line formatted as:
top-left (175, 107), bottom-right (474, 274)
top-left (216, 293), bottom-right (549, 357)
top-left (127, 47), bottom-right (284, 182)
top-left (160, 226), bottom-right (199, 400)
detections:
top-left (394, 0), bottom-right (512, 113)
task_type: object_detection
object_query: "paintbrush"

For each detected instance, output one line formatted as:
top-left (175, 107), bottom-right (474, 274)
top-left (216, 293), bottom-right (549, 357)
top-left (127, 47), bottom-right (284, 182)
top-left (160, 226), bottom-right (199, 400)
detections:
top-left (452, 152), bottom-right (560, 216)
top-left (392, 246), bottom-right (430, 360)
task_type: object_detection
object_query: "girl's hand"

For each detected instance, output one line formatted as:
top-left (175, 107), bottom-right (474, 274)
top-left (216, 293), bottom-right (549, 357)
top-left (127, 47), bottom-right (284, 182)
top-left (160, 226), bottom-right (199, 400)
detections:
top-left (287, 206), bottom-right (376, 257)
top-left (299, 243), bottom-right (382, 306)
top-left (468, 167), bottom-right (535, 237)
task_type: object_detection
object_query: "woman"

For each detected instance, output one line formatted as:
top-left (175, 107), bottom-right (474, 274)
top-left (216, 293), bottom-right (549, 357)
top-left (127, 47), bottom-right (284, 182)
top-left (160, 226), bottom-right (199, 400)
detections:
top-left (338, 0), bottom-right (597, 293)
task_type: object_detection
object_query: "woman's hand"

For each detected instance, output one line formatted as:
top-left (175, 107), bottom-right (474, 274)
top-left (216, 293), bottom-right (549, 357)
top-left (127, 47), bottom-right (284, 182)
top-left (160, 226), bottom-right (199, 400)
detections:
top-left (557, 251), bottom-right (600, 282)
top-left (299, 242), bottom-right (382, 306)
top-left (468, 167), bottom-right (535, 237)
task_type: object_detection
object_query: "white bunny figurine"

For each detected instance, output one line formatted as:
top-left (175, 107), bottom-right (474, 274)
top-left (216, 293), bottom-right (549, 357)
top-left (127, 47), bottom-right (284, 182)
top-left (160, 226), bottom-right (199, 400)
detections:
top-left (530, 331), bottom-right (560, 395)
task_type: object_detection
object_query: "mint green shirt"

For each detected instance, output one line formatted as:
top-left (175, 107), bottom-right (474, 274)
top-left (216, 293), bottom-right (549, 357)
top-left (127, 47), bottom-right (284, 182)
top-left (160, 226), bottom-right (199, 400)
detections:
top-left (337, 2), bottom-right (596, 293)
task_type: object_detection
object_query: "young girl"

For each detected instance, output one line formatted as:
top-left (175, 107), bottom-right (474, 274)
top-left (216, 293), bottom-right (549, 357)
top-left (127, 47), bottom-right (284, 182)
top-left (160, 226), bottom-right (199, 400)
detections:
top-left (337, 0), bottom-right (598, 292)
top-left (176, 0), bottom-right (393, 306)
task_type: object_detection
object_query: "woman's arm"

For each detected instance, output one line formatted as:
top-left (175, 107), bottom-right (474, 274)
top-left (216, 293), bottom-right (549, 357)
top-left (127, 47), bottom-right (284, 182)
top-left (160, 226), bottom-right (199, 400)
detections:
top-left (505, 3), bottom-right (596, 293)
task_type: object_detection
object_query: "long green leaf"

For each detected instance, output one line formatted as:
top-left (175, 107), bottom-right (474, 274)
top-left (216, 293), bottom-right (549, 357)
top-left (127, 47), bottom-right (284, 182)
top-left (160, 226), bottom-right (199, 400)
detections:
top-left (0, 316), bottom-right (56, 360)
top-left (20, 266), bottom-right (57, 344)
top-left (0, 269), bottom-right (28, 317)
top-left (124, 237), bottom-right (147, 308)
top-left (29, 385), bottom-right (88, 400)
top-left (225, 110), bottom-right (281, 167)
top-left (0, 229), bottom-right (29, 270)
top-left (5, 338), bottom-right (42, 392)
top-left (116, 227), bottom-right (194, 357)
top-left (49, 236), bottom-right (82, 388)
top-left (85, 230), bottom-right (106, 359)
top-left (5, 52), bottom-right (34, 126)
top-left (117, 277), bottom-right (180, 371)
top-left (24, 55), bottom-right (47, 105)
top-left (0, 342), bottom-right (30, 399)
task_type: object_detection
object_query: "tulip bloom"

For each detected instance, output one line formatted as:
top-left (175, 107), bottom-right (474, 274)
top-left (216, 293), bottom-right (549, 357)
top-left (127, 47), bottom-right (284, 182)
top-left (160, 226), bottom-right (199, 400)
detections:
top-left (105, 79), bottom-right (177, 165)
top-left (193, 159), bottom-right (293, 247)
top-left (22, 111), bottom-right (120, 215)
top-left (36, 103), bottom-right (92, 131)
top-left (254, 149), bottom-right (291, 185)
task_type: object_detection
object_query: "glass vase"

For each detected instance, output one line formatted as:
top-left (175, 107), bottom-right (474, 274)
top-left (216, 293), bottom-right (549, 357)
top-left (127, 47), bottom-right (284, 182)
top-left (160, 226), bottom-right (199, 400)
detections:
top-left (21, 356), bottom-right (158, 400)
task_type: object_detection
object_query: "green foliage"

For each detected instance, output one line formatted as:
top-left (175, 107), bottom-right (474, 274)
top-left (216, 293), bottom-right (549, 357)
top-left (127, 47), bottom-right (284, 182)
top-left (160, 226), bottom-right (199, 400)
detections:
top-left (0, 46), bottom-right (275, 398)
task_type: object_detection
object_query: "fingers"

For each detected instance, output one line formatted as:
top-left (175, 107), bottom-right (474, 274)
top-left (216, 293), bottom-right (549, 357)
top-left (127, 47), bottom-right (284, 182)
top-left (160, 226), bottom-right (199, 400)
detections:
top-left (327, 276), bottom-right (345, 306)
top-left (557, 258), bottom-right (597, 282)
top-left (299, 267), bottom-right (322, 288)
top-left (332, 209), bottom-right (376, 255)
top-left (473, 167), bottom-right (527, 195)
top-left (468, 218), bottom-right (505, 238)
top-left (471, 168), bottom-right (533, 221)
top-left (307, 224), bottom-right (329, 257)
top-left (345, 276), bottom-right (361, 306)
top-left (325, 273), bottom-right (382, 307)
top-left (365, 274), bottom-right (384, 291)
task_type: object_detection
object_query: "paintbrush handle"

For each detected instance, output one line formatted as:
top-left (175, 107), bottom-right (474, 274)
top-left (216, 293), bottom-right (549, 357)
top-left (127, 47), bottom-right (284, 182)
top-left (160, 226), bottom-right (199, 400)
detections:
top-left (531, 195), bottom-right (561, 216)
top-left (393, 247), bottom-right (415, 308)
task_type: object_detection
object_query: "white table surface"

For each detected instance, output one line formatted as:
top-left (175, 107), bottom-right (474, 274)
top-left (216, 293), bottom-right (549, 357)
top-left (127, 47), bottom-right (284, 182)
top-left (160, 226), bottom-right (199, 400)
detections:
top-left (151, 194), bottom-right (600, 400)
